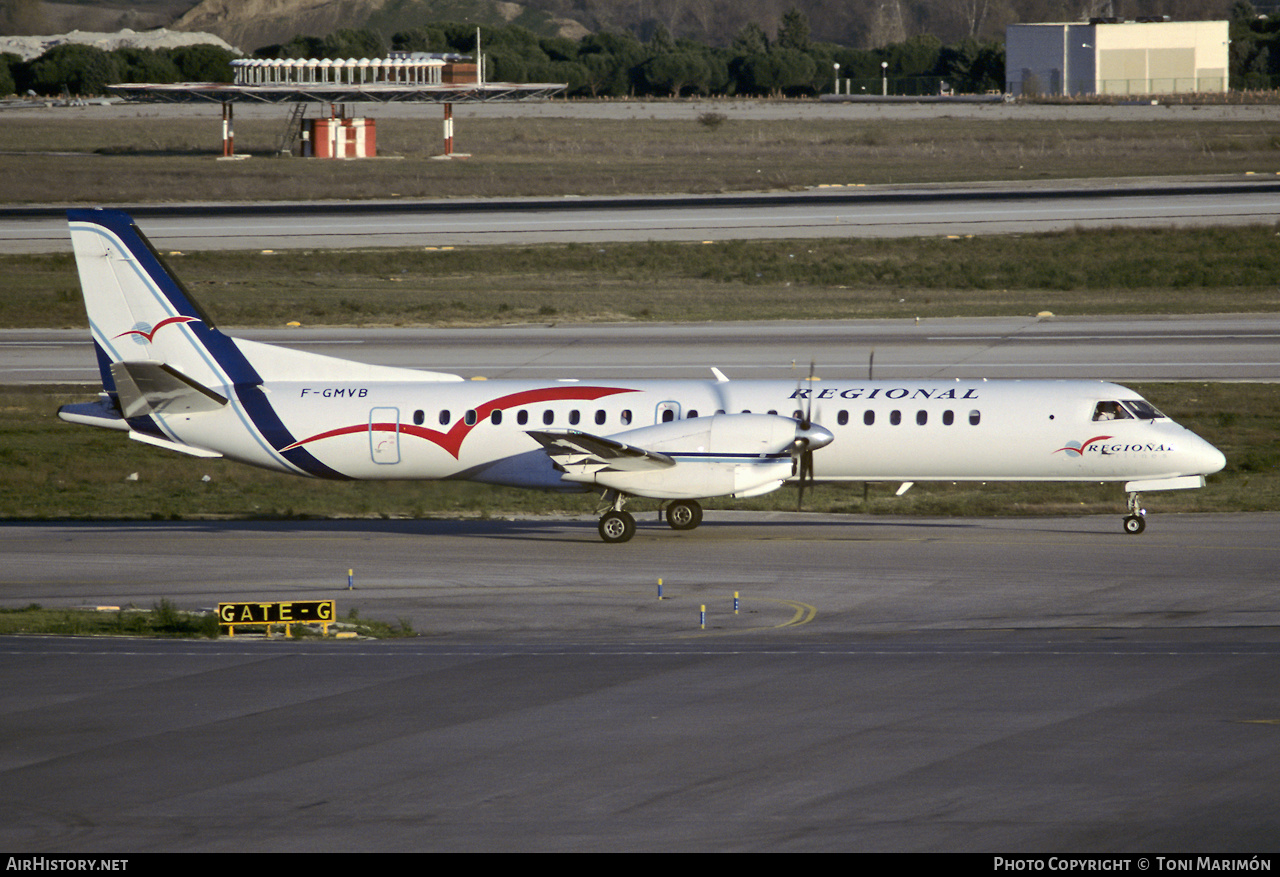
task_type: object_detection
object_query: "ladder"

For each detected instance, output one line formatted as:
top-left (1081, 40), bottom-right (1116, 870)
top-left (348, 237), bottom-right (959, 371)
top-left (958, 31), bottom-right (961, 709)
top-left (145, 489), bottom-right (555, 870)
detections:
top-left (276, 103), bottom-right (308, 156)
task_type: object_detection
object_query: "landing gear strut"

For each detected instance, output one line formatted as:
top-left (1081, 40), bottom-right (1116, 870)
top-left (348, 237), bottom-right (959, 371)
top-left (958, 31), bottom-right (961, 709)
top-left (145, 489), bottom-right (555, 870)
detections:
top-left (597, 490), bottom-right (635, 544)
top-left (665, 499), bottom-right (703, 531)
top-left (1123, 491), bottom-right (1146, 535)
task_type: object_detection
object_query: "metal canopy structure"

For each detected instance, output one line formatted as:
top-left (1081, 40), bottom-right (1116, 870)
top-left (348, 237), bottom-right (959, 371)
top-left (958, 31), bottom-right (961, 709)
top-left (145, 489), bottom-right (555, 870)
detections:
top-left (107, 49), bottom-right (567, 157)
top-left (106, 82), bottom-right (567, 103)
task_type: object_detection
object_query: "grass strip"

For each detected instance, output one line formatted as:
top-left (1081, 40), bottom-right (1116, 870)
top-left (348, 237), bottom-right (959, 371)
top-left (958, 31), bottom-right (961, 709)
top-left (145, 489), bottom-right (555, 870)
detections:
top-left (2, 115), bottom-right (1279, 202)
top-left (4, 225), bottom-right (1280, 329)
top-left (0, 599), bottom-right (415, 639)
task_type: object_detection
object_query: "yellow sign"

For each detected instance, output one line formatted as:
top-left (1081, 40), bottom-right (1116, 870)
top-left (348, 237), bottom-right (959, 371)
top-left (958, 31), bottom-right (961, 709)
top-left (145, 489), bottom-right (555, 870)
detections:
top-left (217, 600), bottom-right (335, 634)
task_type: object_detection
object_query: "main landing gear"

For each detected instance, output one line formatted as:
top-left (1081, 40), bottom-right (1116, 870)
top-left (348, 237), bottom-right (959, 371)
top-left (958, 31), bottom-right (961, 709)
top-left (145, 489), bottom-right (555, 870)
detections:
top-left (596, 494), bottom-right (705, 543)
top-left (665, 499), bottom-right (703, 531)
top-left (1123, 491), bottom-right (1146, 535)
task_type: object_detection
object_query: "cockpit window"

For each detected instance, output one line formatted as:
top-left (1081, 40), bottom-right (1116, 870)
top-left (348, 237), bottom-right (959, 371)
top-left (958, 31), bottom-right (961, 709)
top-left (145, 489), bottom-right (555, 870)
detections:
top-left (1092, 401), bottom-right (1132, 422)
top-left (1122, 399), bottom-right (1165, 420)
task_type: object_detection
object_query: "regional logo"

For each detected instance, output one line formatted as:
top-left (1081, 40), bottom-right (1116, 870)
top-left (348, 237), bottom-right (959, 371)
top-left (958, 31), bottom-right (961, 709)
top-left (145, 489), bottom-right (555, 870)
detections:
top-left (1054, 435), bottom-right (1113, 457)
top-left (116, 316), bottom-right (199, 345)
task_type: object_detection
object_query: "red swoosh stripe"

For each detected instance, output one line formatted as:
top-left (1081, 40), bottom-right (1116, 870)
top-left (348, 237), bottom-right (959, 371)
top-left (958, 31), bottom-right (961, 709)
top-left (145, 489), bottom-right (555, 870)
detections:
top-left (114, 316), bottom-right (199, 343)
top-left (282, 385), bottom-right (639, 459)
top-left (1055, 434), bottom-right (1113, 455)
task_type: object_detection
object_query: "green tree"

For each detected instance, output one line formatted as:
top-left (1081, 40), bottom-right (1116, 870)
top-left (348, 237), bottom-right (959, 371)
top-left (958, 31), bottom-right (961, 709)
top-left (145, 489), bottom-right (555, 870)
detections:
top-left (114, 48), bottom-right (181, 84)
top-left (643, 50), bottom-right (711, 96)
top-left (776, 8), bottom-right (811, 53)
top-left (731, 22), bottom-right (769, 57)
top-left (169, 45), bottom-right (236, 82)
top-left (29, 44), bottom-right (122, 95)
top-left (0, 54), bottom-right (15, 96)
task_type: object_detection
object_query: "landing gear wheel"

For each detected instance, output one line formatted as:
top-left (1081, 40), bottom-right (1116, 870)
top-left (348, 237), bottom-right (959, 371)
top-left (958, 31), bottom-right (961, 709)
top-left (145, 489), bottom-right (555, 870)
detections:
top-left (599, 510), bottom-right (636, 544)
top-left (1123, 514), bottom-right (1146, 535)
top-left (665, 500), bottom-right (703, 531)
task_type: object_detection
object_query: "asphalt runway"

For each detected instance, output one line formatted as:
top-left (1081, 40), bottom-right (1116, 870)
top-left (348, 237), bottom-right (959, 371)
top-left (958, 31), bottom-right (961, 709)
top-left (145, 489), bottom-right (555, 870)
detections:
top-left (6, 314), bottom-right (1280, 385)
top-left (5, 177), bottom-right (1280, 253)
top-left (3, 513), bottom-right (1279, 852)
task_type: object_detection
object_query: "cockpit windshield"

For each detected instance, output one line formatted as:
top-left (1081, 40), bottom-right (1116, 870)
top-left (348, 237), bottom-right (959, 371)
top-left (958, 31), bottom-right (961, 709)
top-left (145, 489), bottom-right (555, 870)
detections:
top-left (1122, 399), bottom-right (1165, 420)
top-left (1091, 401), bottom-right (1131, 421)
top-left (1092, 399), bottom-right (1166, 421)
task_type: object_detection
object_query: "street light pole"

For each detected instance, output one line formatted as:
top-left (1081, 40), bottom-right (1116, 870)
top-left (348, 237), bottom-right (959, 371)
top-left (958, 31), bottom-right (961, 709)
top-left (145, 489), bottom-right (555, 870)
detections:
top-left (881, 61), bottom-right (888, 96)
top-left (833, 61), bottom-right (840, 95)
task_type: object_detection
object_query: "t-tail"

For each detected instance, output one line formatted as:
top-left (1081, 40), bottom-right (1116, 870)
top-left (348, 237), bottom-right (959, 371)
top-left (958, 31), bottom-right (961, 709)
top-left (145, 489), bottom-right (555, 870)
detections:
top-left (60, 208), bottom-right (262, 454)
top-left (58, 208), bottom-right (460, 475)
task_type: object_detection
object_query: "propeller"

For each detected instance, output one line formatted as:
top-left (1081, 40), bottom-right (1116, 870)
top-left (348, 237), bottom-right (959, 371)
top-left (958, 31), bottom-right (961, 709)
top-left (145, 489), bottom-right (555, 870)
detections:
top-left (792, 361), bottom-right (833, 510)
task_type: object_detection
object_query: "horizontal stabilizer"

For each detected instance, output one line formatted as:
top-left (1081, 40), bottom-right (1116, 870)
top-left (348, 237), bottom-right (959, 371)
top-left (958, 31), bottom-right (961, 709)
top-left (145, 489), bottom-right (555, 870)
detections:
top-left (57, 396), bottom-right (128, 432)
top-left (130, 431), bottom-right (223, 459)
top-left (526, 429), bottom-right (675, 473)
top-left (110, 361), bottom-right (228, 420)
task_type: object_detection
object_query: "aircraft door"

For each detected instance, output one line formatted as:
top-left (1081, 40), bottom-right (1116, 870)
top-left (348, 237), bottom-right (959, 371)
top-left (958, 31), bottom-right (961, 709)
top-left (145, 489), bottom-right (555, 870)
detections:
top-left (369, 407), bottom-right (401, 464)
top-left (655, 401), bottom-right (681, 424)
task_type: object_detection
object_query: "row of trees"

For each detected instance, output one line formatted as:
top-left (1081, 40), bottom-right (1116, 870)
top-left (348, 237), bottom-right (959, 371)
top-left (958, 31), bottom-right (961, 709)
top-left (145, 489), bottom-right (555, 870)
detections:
top-left (255, 13), bottom-right (1007, 96)
top-left (1, 43), bottom-right (237, 97)
top-left (1230, 0), bottom-right (1280, 88)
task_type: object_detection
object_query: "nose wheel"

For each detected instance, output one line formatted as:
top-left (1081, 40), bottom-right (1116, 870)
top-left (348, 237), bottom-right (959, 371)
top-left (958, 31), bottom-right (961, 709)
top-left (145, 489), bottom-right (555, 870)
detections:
top-left (1123, 491), bottom-right (1146, 535)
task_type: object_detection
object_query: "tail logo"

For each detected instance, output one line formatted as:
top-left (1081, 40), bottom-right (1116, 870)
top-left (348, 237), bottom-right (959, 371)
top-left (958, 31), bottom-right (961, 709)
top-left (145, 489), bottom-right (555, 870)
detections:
top-left (116, 316), bottom-right (199, 345)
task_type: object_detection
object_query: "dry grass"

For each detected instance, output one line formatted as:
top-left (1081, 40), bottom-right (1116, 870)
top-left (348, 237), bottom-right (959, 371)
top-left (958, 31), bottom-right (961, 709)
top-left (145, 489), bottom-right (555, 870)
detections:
top-left (1, 114), bottom-right (1278, 202)
top-left (4, 225), bottom-right (1280, 329)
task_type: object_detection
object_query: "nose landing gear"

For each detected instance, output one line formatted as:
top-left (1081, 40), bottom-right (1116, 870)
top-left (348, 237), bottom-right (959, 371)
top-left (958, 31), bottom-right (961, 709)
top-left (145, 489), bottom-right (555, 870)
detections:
top-left (1123, 491), bottom-right (1146, 535)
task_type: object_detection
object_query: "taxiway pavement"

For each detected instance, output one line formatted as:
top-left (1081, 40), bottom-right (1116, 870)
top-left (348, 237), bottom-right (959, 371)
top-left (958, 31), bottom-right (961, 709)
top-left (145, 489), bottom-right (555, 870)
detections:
top-left (2, 513), bottom-right (1279, 851)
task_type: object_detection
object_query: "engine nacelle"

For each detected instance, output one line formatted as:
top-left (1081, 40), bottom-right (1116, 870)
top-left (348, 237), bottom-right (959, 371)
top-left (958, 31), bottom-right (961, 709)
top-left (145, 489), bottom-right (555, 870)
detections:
top-left (538, 413), bottom-right (831, 500)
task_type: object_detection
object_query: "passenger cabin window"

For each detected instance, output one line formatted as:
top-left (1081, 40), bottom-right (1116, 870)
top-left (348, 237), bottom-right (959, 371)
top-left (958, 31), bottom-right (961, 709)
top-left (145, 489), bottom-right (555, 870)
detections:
top-left (464, 410), bottom-right (477, 426)
top-left (687, 410), bottom-right (698, 419)
top-left (621, 410), bottom-right (632, 425)
top-left (491, 410), bottom-right (502, 425)
top-left (969, 410), bottom-right (981, 426)
top-left (595, 410), bottom-right (606, 425)
top-left (413, 410), bottom-right (424, 426)
top-left (517, 410), bottom-right (529, 426)
top-left (890, 410), bottom-right (902, 426)
top-left (864, 410), bottom-right (875, 426)
top-left (661, 409), bottom-right (675, 422)
top-left (569, 410), bottom-right (580, 425)
top-left (917, 410), bottom-right (927, 426)
top-left (942, 410), bottom-right (954, 426)
top-left (837, 411), bottom-right (849, 426)
top-left (543, 410), bottom-right (554, 426)
top-left (1092, 401), bottom-right (1132, 422)
top-left (439, 410), bottom-right (451, 426)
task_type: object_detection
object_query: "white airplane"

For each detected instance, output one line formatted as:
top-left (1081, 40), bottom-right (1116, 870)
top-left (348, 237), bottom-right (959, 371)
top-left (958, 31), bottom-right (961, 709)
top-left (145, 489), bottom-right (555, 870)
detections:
top-left (59, 208), bottom-right (1226, 543)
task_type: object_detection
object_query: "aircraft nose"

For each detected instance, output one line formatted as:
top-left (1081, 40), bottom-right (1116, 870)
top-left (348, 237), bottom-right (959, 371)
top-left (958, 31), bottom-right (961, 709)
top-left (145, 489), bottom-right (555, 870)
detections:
top-left (1197, 439), bottom-right (1226, 475)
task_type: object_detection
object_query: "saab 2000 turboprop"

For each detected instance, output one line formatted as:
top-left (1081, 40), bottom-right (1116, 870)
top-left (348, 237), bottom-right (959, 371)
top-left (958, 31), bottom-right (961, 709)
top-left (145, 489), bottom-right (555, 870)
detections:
top-left (57, 209), bottom-right (1226, 543)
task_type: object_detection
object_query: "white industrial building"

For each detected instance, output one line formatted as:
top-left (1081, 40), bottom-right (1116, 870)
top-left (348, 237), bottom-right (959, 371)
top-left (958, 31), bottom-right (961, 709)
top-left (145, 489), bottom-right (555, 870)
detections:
top-left (1005, 20), bottom-right (1229, 97)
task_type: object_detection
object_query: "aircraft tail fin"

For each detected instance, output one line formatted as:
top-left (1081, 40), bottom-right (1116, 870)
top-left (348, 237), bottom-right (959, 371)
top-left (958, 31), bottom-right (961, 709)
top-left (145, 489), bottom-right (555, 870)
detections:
top-left (67, 208), bottom-right (259, 400)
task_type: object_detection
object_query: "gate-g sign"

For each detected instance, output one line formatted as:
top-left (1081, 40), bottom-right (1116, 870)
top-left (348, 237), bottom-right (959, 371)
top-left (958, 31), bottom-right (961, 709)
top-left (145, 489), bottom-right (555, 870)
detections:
top-left (218, 600), bottom-right (335, 637)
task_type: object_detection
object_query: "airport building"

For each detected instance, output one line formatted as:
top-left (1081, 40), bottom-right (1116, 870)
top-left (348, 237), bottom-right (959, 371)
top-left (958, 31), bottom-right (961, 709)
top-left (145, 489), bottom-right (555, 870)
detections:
top-left (1005, 19), bottom-right (1229, 97)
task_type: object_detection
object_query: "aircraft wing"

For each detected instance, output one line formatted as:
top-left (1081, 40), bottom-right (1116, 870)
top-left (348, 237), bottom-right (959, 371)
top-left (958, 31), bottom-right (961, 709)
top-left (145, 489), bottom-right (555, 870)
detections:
top-left (526, 429), bottom-right (675, 473)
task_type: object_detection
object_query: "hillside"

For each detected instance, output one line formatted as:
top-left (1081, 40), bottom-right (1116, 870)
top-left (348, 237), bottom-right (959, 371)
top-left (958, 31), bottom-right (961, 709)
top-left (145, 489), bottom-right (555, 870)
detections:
top-left (174, 0), bottom-right (591, 52)
top-left (7, 0), bottom-right (1242, 54)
